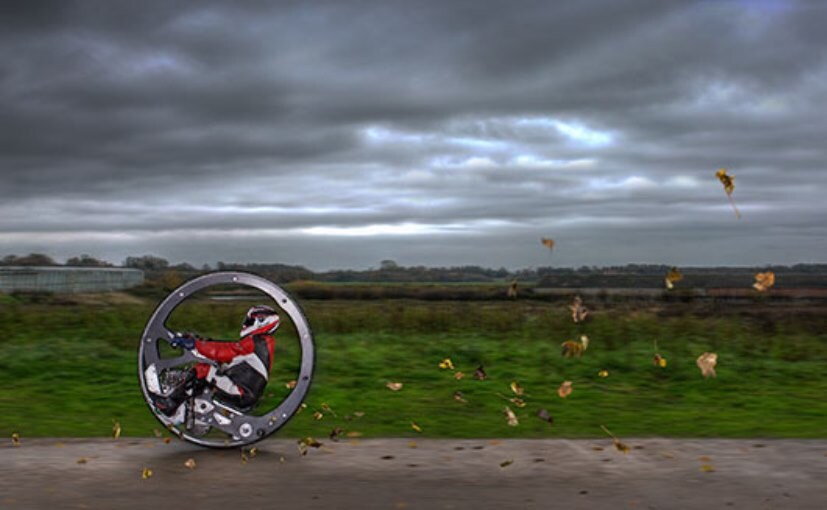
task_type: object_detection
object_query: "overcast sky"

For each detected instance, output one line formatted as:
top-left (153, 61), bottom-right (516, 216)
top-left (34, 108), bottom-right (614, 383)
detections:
top-left (1, 0), bottom-right (825, 270)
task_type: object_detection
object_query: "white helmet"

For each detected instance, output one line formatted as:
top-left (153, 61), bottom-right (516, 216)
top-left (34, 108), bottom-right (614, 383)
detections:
top-left (240, 305), bottom-right (280, 338)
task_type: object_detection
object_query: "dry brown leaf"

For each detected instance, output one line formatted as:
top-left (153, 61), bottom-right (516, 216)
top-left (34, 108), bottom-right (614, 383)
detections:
top-left (510, 397), bottom-right (527, 408)
top-left (541, 238), bottom-right (555, 251)
top-left (386, 382), bottom-right (403, 392)
top-left (141, 467), bottom-right (153, 479)
top-left (665, 267), bottom-right (683, 290)
top-left (411, 421), bottom-right (423, 433)
top-left (408, 441), bottom-right (417, 448)
top-left (11, 432), bottom-right (20, 446)
top-left (439, 358), bottom-right (454, 370)
top-left (346, 431), bottom-right (363, 438)
top-left (600, 425), bottom-right (630, 454)
top-left (112, 420), bottom-right (121, 439)
top-left (164, 437), bottom-right (172, 444)
top-left (700, 464), bottom-right (715, 473)
top-left (510, 381), bottom-right (525, 396)
top-left (557, 381), bottom-right (573, 399)
top-left (716, 168), bottom-right (741, 219)
top-left (184, 458), bottom-right (196, 470)
top-left (697, 352), bottom-right (718, 378)
top-left (313, 411), bottom-right (324, 421)
top-left (653, 353), bottom-right (668, 368)
top-left (500, 459), bottom-right (514, 468)
top-left (474, 365), bottom-right (487, 380)
top-left (77, 457), bottom-right (87, 464)
top-left (507, 280), bottom-right (518, 299)
top-left (504, 406), bottom-right (519, 427)
top-left (297, 437), bottom-right (322, 456)
top-left (453, 391), bottom-right (467, 403)
top-left (753, 272), bottom-right (775, 292)
top-left (598, 369), bottom-right (609, 378)
top-left (330, 427), bottom-right (344, 442)
top-left (285, 380), bottom-right (297, 389)
top-left (537, 408), bottom-right (554, 425)
top-left (568, 295), bottom-right (589, 323)
top-left (453, 371), bottom-right (465, 380)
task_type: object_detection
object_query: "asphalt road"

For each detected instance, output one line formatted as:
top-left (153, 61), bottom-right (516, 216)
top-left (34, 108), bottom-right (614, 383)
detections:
top-left (1, 438), bottom-right (826, 509)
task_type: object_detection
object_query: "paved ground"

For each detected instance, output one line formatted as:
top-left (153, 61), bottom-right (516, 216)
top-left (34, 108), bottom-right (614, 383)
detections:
top-left (2, 438), bottom-right (826, 509)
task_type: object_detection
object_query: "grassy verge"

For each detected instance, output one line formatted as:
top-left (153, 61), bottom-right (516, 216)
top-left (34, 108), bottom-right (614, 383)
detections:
top-left (1, 298), bottom-right (826, 439)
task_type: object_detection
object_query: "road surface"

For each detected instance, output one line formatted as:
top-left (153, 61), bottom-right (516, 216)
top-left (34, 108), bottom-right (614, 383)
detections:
top-left (2, 438), bottom-right (826, 509)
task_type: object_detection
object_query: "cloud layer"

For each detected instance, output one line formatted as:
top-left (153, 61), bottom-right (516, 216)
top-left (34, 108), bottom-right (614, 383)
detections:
top-left (2, 0), bottom-right (826, 268)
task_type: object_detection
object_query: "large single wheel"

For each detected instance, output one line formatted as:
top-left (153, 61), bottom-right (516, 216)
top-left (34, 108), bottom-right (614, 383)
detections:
top-left (138, 272), bottom-right (315, 448)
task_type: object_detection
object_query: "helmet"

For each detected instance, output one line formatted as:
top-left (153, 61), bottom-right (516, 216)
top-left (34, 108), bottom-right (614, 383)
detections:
top-left (240, 305), bottom-right (280, 338)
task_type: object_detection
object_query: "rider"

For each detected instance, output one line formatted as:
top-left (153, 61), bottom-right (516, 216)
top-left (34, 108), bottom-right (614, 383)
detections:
top-left (154, 305), bottom-right (279, 416)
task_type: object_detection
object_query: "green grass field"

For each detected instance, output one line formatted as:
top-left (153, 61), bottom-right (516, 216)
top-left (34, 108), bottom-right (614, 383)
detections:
top-left (1, 296), bottom-right (826, 439)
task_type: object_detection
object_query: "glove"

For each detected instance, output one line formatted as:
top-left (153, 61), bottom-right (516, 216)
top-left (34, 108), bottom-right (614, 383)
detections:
top-left (170, 334), bottom-right (196, 350)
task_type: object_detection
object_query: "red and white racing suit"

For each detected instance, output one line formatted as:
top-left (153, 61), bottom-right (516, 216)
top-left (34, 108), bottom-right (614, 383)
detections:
top-left (190, 333), bottom-right (276, 409)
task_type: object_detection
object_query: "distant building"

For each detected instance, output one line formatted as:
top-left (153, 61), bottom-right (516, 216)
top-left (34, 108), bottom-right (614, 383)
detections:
top-left (0, 266), bottom-right (144, 293)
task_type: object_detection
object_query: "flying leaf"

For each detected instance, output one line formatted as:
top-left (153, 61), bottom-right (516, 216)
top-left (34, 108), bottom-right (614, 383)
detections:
top-left (504, 406), bottom-right (519, 426)
top-left (510, 381), bottom-right (525, 396)
top-left (330, 427), bottom-right (344, 442)
top-left (536, 408), bottom-right (554, 425)
top-left (184, 458), bottom-right (196, 470)
top-left (510, 397), bottom-right (527, 408)
top-left (321, 403), bottom-right (336, 416)
top-left (568, 295), bottom-right (589, 324)
top-left (411, 421), bottom-right (423, 433)
top-left (600, 425), bottom-right (630, 454)
top-left (474, 365), bottom-right (487, 380)
top-left (285, 380), bottom-right (297, 389)
top-left (353, 411), bottom-right (365, 418)
top-left (541, 238), bottom-right (555, 251)
top-left (152, 429), bottom-right (162, 438)
top-left (753, 272), bottom-right (775, 293)
top-left (454, 371), bottom-right (465, 380)
top-left (580, 334), bottom-right (589, 351)
top-left (653, 353), bottom-right (668, 368)
top-left (500, 459), bottom-right (514, 468)
top-left (11, 432), bottom-right (20, 446)
top-left (598, 370), bottom-right (609, 378)
top-left (439, 358), bottom-right (455, 370)
top-left (112, 420), bottom-right (121, 439)
top-left (313, 411), bottom-right (324, 421)
top-left (164, 437), bottom-right (172, 444)
top-left (77, 457), bottom-right (87, 464)
top-left (507, 280), bottom-right (518, 299)
top-left (297, 437), bottom-right (322, 456)
top-left (697, 352), bottom-right (718, 378)
top-left (557, 381), bottom-right (573, 399)
top-left (453, 391), bottom-right (467, 403)
top-left (665, 267), bottom-right (683, 290)
top-left (386, 382), bottom-right (403, 392)
top-left (141, 467), bottom-right (153, 480)
top-left (715, 168), bottom-right (741, 219)
top-left (561, 338), bottom-right (587, 358)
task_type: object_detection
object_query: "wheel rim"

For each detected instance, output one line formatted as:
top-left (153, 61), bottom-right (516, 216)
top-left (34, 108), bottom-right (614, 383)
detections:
top-left (138, 271), bottom-right (314, 448)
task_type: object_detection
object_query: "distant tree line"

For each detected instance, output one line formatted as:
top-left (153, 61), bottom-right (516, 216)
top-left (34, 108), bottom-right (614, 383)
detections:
top-left (3, 253), bottom-right (827, 287)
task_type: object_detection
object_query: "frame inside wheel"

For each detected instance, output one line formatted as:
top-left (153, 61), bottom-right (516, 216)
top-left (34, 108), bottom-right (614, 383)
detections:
top-left (138, 271), bottom-right (315, 448)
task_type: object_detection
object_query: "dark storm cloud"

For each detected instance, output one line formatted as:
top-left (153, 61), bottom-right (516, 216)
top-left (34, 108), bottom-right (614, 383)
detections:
top-left (1, 0), bottom-right (826, 268)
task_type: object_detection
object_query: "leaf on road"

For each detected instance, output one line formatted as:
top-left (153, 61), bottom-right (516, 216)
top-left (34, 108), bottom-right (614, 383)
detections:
top-left (700, 464), bottom-right (716, 472)
top-left (77, 457), bottom-right (87, 464)
top-left (500, 459), bottom-right (514, 468)
top-left (504, 406), bottom-right (519, 427)
top-left (298, 437), bottom-right (322, 456)
top-left (557, 381), bottom-right (573, 399)
top-left (330, 427), bottom-right (344, 442)
top-left (11, 432), bottom-right (20, 446)
top-left (164, 437), bottom-right (172, 444)
top-left (184, 458), bottom-right (196, 470)
top-left (386, 382), bottom-right (403, 392)
top-left (697, 352), bottom-right (718, 378)
top-left (537, 408), bottom-right (554, 425)
top-left (439, 358), bottom-right (455, 370)
top-left (510, 381), bottom-right (525, 396)
top-left (141, 467), bottom-right (153, 479)
top-left (474, 365), bottom-right (487, 380)
top-left (753, 272), bottom-right (775, 292)
top-left (600, 425), bottom-right (630, 454)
